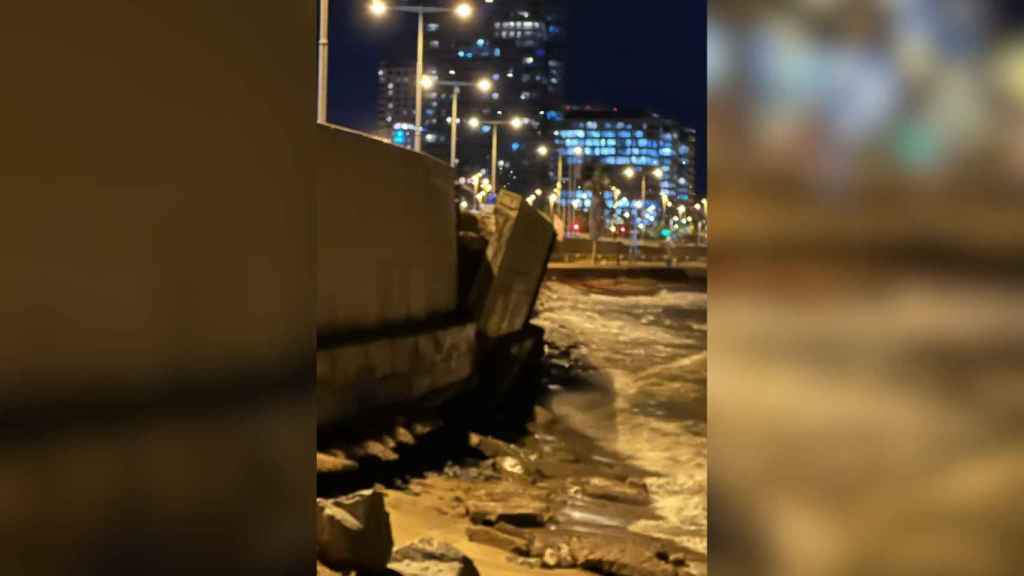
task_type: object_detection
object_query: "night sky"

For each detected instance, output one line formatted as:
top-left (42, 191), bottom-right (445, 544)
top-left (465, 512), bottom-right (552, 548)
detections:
top-left (328, 1), bottom-right (707, 194)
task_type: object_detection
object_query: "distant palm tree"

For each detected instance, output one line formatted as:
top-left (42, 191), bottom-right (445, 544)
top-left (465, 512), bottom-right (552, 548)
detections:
top-left (580, 161), bottom-right (612, 263)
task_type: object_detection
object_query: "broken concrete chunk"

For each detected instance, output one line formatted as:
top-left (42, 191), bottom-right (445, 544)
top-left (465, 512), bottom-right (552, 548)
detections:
top-left (557, 543), bottom-right (575, 568)
top-left (466, 525), bottom-right (529, 555)
top-left (471, 434), bottom-right (516, 459)
top-left (380, 434), bottom-right (398, 450)
top-left (542, 547), bottom-right (560, 569)
top-left (316, 490), bottom-right (393, 572)
top-left (389, 559), bottom-right (479, 576)
top-left (390, 538), bottom-right (480, 576)
top-left (507, 555), bottom-right (543, 569)
top-left (317, 451), bottom-right (359, 474)
top-left (411, 420), bottom-right (442, 437)
top-left (393, 425), bottom-right (417, 446)
top-left (570, 536), bottom-right (678, 576)
top-left (349, 440), bottom-right (400, 462)
top-left (466, 499), bottom-right (549, 527)
top-left (497, 456), bottom-right (525, 476)
top-left (393, 537), bottom-right (469, 563)
top-left (316, 560), bottom-right (343, 575)
top-left (668, 553), bottom-right (688, 566)
top-left (533, 405), bottom-right (555, 426)
top-left (580, 477), bottom-right (651, 506)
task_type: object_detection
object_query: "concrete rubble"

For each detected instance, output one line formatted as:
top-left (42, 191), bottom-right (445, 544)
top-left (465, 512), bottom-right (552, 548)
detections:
top-left (465, 525), bottom-right (530, 555)
top-left (393, 425), bottom-right (417, 446)
top-left (347, 440), bottom-right (400, 463)
top-left (389, 537), bottom-right (481, 576)
top-left (316, 490), bottom-right (393, 572)
top-left (317, 450), bottom-right (359, 474)
top-left (578, 477), bottom-right (651, 506)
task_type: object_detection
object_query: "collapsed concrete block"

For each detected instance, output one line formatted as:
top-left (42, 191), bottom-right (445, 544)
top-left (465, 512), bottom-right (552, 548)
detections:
top-left (390, 538), bottom-right (480, 576)
top-left (316, 490), bottom-right (393, 572)
top-left (468, 192), bottom-right (555, 339)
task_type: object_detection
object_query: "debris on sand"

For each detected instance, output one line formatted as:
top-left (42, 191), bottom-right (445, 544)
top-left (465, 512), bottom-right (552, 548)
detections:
top-left (465, 525), bottom-right (529, 555)
top-left (316, 490), bottom-right (393, 572)
top-left (389, 537), bottom-right (481, 576)
top-left (317, 450), bottom-right (359, 474)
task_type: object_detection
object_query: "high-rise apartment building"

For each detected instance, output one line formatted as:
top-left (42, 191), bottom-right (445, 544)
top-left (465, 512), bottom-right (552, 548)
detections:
top-left (377, 0), bottom-right (567, 192)
top-left (375, 65), bottom-right (416, 147)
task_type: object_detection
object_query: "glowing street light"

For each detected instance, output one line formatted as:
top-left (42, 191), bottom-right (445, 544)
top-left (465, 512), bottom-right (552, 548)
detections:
top-left (368, 2), bottom-right (474, 153)
top-left (620, 166), bottom-right (667, 246)
top-left (425, 76), bottom-right (495, 167)
top-left (469, 116), bottom-right (525, 193)
top-left (536, 145), bottom-right (549, 157)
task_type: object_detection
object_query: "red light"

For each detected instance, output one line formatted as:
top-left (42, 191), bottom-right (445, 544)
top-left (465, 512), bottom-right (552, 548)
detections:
top-left (620, 227), bottom-right (626, 233)
top-left (573, 224), bottom-right (580, 231)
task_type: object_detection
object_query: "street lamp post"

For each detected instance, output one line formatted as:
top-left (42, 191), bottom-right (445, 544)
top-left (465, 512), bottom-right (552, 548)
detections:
top-left (534, 144), bottom-right (583, 232)
top-left (622, 167), bottom-right (664, 257)
top-left (369, 1), bottom-right (474, 153)
top-left (318, 0), bottom-right (330, 124)
top-left (421, 76), bottom-right (493, 167)
top-left (468, 116), bottom-right (525, 195)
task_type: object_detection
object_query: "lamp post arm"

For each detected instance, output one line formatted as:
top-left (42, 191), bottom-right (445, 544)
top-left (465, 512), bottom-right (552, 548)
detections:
top-left (392, 6), bottom-right (453, 14)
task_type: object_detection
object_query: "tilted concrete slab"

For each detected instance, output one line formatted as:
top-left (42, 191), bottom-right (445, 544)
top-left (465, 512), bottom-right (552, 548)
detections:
top-left (469, 192), bottom-right (556, 339)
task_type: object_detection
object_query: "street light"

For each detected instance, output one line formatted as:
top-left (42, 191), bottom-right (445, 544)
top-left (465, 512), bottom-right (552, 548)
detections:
top-left (536, 145), bottom-right (549, 158)
top-left (621, 166), bottom-right (665, 248)
top-left (369, 2), bottom-right (474, 153)
top-left (421, 74), bottom-right (493, 167)
top-left (468, 116), bottom-right (526, 194)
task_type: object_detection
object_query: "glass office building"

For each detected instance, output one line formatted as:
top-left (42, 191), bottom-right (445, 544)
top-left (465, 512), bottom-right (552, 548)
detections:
top-left (552, 107), bottom-right (697, 238)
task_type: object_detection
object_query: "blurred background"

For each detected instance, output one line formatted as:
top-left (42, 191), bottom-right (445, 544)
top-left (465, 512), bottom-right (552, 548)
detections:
top-left (709, 1), bottom-right (1024, 575)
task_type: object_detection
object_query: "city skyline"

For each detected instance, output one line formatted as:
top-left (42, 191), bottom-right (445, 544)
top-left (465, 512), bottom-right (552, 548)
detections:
top-left (329, 0), bottom-right (707, 195)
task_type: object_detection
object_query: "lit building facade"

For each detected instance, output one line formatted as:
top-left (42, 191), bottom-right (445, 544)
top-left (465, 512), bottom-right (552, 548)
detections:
top-left (375, 65), bottom-right (417, 147)
top-left (552, 106), bottom-right (697, 239)
top-left (376, 0), bottom-right (568, 193)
